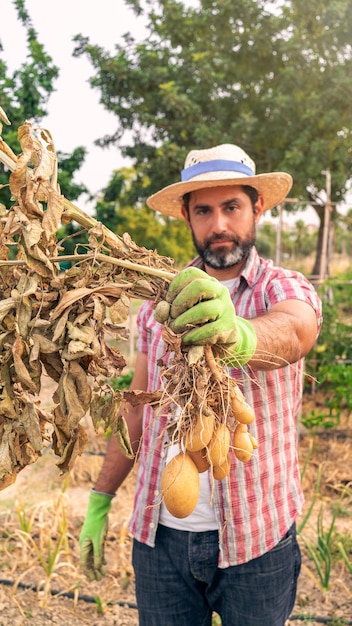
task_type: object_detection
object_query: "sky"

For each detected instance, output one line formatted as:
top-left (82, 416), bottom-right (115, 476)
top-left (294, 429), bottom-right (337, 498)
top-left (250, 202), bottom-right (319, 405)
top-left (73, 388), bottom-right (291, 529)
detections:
top-left (1, 0), bottom-right (147, 208)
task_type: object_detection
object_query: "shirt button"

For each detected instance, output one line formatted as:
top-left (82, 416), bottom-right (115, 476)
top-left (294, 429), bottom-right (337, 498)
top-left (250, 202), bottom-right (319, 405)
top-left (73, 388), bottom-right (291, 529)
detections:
top-left (154, 490), bottom-right (160, 496)
top-left (150, 522), bottom-right (156, 529)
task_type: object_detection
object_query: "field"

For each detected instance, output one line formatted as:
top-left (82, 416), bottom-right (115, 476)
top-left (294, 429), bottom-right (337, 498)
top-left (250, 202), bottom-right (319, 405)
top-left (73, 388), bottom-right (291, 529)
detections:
top-left (0, 384), bottom-right (351, 626)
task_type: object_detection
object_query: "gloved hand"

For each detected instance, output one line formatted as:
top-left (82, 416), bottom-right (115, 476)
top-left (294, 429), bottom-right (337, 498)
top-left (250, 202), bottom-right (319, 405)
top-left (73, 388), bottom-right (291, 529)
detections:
top-left (155, 267), bottom-right (257, 366)
top-left (79, 489), bottom-right (114, 581)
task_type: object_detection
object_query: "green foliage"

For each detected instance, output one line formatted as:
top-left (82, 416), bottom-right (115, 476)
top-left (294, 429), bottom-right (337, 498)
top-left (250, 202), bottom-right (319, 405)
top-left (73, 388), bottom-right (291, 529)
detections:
top-left (94, 166), bottom-right (195, 266)
top-left (56, 147), bottom-right (88, 201)
top-left (256, 223), bottom-right (277, 259)
top-left (303, 272), bottom-right (352, 428)
top-left (299, 484), bottom-right (352, 592)
top-left (110, 370), bottom-right (134, 391)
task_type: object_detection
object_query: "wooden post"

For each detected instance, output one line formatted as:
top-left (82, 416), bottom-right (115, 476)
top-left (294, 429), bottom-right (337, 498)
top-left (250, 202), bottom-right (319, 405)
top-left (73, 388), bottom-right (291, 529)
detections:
top-left (275, 204), bottom-right (283, 266)
top-left (319, 170), bottom-right (331, 283)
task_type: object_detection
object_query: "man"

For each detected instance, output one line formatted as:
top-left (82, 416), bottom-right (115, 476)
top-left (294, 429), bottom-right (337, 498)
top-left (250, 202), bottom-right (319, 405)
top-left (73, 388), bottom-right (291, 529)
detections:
top-left (79, 144), bottom-right (322, 626)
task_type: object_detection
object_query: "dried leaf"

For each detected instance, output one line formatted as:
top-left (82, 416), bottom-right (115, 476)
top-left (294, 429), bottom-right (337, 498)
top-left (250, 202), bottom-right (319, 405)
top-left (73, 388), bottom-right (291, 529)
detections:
top-left (0, 106), bottom-right (11, 126)
top-left (0, 426), bottom-right (16, 483)
top-left (67, 321), bottom-right (95, 345)
top-left (100, 343), bottom-right (127, 375)
top-left (0, 298), bottom-right (15, 323)
top-left (111, 414), bottom-right (134, 459)
top-left (92, 296), bottom-right (104, 321)
top-left (50, 284), bottom-right (127, 320)
top-left (20, 403), bottom-right (43, 451)
top-left (69, 361), bottom-right (92, 413)
top-left (0, 136), bottom-right (17, 168)
top-left (0, 387), bottom-right (17, 419)
top-left (40, 352), bottom-right (63, 382)
top-left (15, 295), bottom-right (33, 340)
top-left (123, 389), bottom-right (163, 406)
top-left (51, 415), bottom-right (69, 454)
top-left (22, 218), bottom-right (43, 249)
top-left (55, 424), bottom-right (88, 473)
top-left (52, 308), bottom-right (70, 343)
top-left (90, 394), bottom-right (121, 430)
top-left (62, 367), bottom-right (88, 428)
top-left (109, 294), bottom-right (130, 324)
top-left (42, 188), bottom-right (64, 246)
top-left (66, 340), bottom-right (95, 358)
top-left (12, 335), bottom-right (37, 392)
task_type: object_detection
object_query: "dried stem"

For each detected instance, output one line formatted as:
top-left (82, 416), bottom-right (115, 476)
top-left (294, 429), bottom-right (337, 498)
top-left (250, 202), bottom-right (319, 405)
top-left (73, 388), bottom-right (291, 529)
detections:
top-left (0, 251), bottom-right (176, 281)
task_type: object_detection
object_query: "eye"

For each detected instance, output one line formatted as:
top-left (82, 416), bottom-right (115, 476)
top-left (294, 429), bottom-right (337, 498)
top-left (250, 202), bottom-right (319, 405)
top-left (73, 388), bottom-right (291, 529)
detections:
top-left (226, 203), bottom-right (239, 213)
top-left (194, 205), bottom-right (210, 216)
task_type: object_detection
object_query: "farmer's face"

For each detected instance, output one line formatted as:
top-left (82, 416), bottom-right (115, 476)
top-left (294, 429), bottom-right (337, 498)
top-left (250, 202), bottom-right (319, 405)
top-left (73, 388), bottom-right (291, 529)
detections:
top-left (182, 185), bottom-right (264, 276)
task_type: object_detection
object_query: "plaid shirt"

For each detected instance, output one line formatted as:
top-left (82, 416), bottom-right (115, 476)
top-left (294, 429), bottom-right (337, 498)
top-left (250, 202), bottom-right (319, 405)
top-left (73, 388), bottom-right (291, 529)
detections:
top-left (129, 248), bottom-right (322, 567)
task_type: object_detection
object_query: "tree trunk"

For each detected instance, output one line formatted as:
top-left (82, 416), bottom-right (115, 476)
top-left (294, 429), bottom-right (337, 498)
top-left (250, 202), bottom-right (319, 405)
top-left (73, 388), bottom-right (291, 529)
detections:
top-left (312, 203), bottom-right (336, 279)
top-left (311, 204), bottom-right (326, 278)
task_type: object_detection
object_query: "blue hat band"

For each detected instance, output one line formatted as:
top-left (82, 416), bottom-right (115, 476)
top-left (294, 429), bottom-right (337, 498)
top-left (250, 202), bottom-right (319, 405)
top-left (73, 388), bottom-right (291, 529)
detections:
top-left (181, 159), bottom-right (254, 182)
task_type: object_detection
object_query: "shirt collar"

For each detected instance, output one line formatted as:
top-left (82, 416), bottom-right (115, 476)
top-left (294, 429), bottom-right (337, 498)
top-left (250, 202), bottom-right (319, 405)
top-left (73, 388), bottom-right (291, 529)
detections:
top-left (189, 247), bottom-right (260, 289)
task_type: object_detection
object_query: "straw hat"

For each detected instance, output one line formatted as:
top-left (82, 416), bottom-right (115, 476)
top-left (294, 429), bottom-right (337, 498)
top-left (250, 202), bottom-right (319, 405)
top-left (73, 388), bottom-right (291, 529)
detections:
top-left (147, 144), bottom-right (292, 219)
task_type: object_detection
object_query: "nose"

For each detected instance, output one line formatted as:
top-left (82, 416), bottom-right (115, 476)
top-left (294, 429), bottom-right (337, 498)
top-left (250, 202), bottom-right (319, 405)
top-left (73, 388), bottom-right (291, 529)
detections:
top-left (211, 208), bottom-right (228, 234)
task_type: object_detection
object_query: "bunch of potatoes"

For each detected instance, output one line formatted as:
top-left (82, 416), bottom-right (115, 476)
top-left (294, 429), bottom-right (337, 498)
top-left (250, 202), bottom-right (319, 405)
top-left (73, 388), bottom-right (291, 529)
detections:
top-left (161, 385), bottom-right (258, 518)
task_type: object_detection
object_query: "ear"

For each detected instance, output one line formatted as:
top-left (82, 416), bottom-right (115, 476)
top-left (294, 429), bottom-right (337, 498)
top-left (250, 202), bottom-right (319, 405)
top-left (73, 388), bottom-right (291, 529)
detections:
top-left (254, 196), bottom-right (265, 224)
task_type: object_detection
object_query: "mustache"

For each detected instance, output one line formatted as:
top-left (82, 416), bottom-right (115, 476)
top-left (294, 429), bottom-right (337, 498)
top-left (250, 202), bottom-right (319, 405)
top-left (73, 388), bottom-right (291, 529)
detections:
top-left (205, 233), bottom-right (239, 245)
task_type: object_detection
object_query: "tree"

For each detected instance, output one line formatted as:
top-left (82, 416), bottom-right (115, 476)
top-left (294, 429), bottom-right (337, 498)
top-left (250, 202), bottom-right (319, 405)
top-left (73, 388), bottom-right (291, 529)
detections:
top-left (95, 168), bottom-right (194, 266)
top-left (0, 0), bottom-right (87, 213)
top-left (73, 0), bottom-right (352, 274)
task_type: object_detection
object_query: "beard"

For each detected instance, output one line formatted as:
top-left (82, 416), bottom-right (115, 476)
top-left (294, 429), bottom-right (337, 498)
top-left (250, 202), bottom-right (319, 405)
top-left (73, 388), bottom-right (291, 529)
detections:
top-left (191, 230), bottom-right (255, 270)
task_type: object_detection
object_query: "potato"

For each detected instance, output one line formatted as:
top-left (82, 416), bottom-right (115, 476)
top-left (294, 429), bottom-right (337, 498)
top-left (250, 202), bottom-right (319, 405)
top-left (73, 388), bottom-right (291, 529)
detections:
top-left (207, 423), bottom-right (230, 467)
top-left (233, 423), bottom-right (254, 463)
top-left (212, 454), bottom-right (231, 480)
top-left (161, 452), bottom-right (200, 518)
top-left (188, 447), bottom-right (211, 473)
top-left (248, 433), bottom-right (258, 449)
top-left (230, 386), bottom-right (255, 424)
top-left (153, 300), bottom-right (171, 323)
top-left (184, 411), bottom-right (215, 452)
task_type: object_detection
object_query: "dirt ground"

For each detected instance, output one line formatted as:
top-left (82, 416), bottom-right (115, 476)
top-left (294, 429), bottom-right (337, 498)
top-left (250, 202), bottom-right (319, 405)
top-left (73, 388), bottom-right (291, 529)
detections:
top-left (0, 391), bottom-right (351, 626)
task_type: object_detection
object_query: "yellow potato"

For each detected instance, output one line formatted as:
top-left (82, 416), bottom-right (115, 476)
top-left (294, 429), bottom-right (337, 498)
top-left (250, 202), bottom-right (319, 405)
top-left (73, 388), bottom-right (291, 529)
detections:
top-left (233, 423), bottom-right (254, 463)
top-left (212, 454), bottom-right (231, 480)
top-left (248, 433), bottom-right (258, 449)
top-left (161, 452), bottom-right (200, 518)
top-left (188, 447), bottom-right (211, 473)
top-left (184, 411), bottom-right (215, 452)
top-left (207, 423), bottom-right (230, 467)
top-left (230, 386), bottom-right (255, 424)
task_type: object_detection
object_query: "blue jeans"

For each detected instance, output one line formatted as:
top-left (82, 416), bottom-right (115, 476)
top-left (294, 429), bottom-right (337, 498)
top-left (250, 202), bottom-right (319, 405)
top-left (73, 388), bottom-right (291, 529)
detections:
top-left (132, 523), bottom-right (301, 626)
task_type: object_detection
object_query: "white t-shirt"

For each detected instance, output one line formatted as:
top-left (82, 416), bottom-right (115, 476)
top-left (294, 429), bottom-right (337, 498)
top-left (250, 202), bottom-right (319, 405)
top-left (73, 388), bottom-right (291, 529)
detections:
top-left (159, 443), bottom-right (218, 530)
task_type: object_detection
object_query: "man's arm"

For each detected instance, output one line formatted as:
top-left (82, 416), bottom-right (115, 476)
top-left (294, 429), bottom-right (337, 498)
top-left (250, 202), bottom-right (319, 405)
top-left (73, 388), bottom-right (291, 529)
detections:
top-left (79, 350), bottom-right (148, 580)
top-left (94, 350), bottom-right (149, 494)
top-left (249, 299), bottom-right (319, 370)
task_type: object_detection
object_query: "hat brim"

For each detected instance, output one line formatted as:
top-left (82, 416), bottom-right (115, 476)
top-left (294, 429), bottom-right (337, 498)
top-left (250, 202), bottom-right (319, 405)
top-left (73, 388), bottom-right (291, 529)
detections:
top-left (147, 172), bottom-right (293, 219)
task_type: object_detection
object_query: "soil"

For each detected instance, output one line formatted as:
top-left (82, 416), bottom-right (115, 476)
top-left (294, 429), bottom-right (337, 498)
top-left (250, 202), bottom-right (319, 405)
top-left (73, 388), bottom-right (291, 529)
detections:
top-left (0, 388), bottom-right (351, 626)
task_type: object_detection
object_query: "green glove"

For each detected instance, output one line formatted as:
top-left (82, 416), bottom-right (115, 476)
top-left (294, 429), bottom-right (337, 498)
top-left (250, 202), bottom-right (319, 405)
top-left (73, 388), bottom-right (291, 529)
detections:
top-left (79, 489), bottom-right (113, 581)
top-left (158, 267), bottom-right (257, 366)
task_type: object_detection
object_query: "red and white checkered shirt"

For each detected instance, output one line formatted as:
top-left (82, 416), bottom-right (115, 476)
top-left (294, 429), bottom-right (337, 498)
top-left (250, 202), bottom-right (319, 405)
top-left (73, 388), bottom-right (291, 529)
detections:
top-left (129, 248), bottom-right (322, 567)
